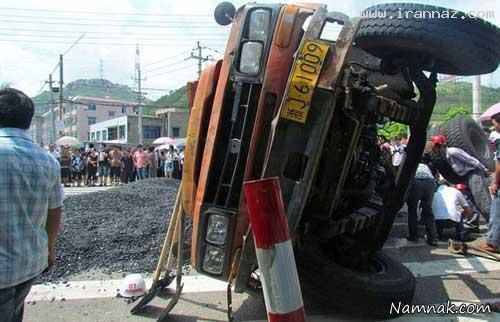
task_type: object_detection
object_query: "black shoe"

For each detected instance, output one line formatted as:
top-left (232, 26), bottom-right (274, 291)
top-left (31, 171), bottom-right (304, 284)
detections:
top-left (426, 239), bottom-right (438, 247)
top-left (406, 237), bottom-right (419, 243)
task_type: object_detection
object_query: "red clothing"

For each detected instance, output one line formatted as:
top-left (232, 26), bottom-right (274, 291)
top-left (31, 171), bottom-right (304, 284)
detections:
top-left (134, 150), bottom-right (148, 169)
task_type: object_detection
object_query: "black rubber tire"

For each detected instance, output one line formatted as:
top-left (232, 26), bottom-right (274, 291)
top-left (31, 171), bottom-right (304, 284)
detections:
top-left (297, 248), bottom-right (415, 319)
top-left (444, 116), bottom-right (494, 171)
top-left (355, 3), bottom-right (500, 75)
top-left (467, 171), bottom-right (491, 222)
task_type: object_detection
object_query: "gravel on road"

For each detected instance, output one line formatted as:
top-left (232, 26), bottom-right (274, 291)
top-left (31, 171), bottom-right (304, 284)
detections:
top-left (38, 178), bottom-right (180, 283)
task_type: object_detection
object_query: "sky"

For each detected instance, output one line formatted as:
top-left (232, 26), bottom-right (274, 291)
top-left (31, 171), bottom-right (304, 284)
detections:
top-left (0, 0), bottom-right (499, 100)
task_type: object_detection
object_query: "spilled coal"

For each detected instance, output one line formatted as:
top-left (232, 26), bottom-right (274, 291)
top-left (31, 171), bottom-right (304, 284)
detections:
top-left (38, 178), bottom-right (180, 283)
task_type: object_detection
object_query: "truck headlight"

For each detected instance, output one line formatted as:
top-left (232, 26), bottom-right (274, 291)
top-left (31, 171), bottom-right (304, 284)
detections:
top-left (206, 214), bottom-right (229, 245)
top-left (239, 41), bottom-right (263, 74)
top-left (248, 9), bottom-right (270, 42)
top-left (203, 245), bottom-right (225, 275)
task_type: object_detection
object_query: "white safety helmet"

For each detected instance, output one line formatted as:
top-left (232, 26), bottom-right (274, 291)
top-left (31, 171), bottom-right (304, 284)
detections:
top-left (119, 274), bottom-right (146, 298)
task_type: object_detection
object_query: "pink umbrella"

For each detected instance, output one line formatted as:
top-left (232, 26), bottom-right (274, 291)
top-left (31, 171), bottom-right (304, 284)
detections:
top-left (480, 102), bottom-right (500, 122)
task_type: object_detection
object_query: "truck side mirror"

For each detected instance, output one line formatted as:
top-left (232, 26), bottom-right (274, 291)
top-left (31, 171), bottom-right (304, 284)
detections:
top-left (214, 2), bottom-right (236, 26)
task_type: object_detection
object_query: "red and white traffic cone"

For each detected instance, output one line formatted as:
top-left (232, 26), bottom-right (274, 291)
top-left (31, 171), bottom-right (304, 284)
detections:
top-left (243, 177), bottom-right (306, 322)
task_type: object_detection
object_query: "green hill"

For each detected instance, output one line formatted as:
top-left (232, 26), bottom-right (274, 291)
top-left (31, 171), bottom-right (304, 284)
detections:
top-left (154, 86), bottom-right (188, 108)
top-left (33, 79), bottom-right (139, 114)
top-left (433, 81), bottom-right (500, 121)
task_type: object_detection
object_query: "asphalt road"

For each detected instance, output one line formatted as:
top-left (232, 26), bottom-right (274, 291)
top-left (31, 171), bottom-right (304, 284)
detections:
top-left (24, 188), bottom-right (500, 321)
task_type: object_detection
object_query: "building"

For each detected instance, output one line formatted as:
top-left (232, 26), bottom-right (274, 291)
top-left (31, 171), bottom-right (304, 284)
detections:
top-left (88, 106), bottom-right (189, 146)
top-left (62, 96), bottom-right (139, 142)
top-left (27, 114), bottom-right (44, 145)
top-left (89, 115), bottom-right (163, 145)
top-left (154, 107), bottom-right (189, 138)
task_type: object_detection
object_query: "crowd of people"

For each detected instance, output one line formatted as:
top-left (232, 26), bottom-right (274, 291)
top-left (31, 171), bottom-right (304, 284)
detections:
top-left (380, 119), bottom-right (500, 253)
top-left (47, 143), bottom-right (184, 187)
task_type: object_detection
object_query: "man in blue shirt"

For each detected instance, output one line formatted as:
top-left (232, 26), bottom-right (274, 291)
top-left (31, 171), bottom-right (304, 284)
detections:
top-left (481, 113), bottom-right (500, 254)
top-left (0, 88), bottom-right (63, 322)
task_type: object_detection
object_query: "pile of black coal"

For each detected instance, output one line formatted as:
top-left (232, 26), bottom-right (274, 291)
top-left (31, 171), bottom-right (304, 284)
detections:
top-left (38, 178), bottom-right (180, 283)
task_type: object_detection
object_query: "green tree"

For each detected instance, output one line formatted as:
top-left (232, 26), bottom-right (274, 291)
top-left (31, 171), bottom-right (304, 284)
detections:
top-left (442, 106), bottom-right (469, 123)
top-left (378, 122), bottom-right (409, 140)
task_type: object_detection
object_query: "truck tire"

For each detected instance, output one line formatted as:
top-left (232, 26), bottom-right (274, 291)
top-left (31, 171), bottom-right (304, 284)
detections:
top-left (296, 248), bottom-right (415, 319)
top-left (355, 3), bottom-right (500, 75)
top-left (467, 171), bottom-right (491, 222)
top-left (444, 116), bottom-right (494, 171)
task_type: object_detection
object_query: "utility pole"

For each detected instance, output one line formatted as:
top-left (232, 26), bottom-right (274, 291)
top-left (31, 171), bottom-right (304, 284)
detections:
top-left (46, 74), bottom-right (56, 144)
top-left (99, 59), bottom-right (104, 80)
top-left (190, 41), bottom-right (212, 78)
top-left (135, 44), bottom-right (144, 145)
top-left (473, 75), bottom-right (481, 121)
top-left (59, 54), bottom-right (64, 125)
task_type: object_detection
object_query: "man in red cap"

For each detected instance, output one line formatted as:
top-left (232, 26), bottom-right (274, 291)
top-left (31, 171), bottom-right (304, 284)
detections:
top-left (428, 134), bottom-right (490, 220)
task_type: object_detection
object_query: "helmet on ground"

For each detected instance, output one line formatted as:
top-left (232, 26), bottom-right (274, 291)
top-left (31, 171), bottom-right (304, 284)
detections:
top-left (119, 274), bottom-right (146, 297)
top-left (431, 135), bottom-right (447, 146)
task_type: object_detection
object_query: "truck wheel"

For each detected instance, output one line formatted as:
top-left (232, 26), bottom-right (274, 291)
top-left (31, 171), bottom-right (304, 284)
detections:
top-left (444, 116), bottom-right (494, 171)
top-left (467, 171), bottom-right (491, 222)
top-left (355, 3), bottom-right (500, 75)
top-left (296, 248), bottom-right (415, 319)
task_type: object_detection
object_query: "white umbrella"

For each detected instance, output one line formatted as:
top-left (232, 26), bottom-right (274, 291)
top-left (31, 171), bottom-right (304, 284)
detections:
top-left (56, 136), bottom-right (80, 146)
top-left (152, 137), bottom-right (175, 145)
top-left (154, 144), bottom-right (174, 151)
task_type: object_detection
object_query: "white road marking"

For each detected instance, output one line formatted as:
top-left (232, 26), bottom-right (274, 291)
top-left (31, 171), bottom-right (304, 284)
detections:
top-left (246, 314), bottom-right (497, 322)
top-left (404, 256), bottom-right (500, 278)
top-left (383, 237), bottom-right (427, 249)
top-left (27, 275), bottom-right (227, 302)
top-left (28, 255), bottom-right (500, 303)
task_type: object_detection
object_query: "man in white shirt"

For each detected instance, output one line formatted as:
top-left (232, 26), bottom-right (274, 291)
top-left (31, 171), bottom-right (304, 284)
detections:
top-left (432, 184), bottom-right (473, 241)
top-left (390, 136), bottom-right (406, 170)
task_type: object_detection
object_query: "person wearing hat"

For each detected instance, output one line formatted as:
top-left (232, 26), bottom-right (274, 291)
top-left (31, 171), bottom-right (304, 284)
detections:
top-left (428, 134), bottom-right (490, 219)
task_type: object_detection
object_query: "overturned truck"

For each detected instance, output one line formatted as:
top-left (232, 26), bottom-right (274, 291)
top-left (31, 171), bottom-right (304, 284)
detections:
top-left (181, 2), bottom-right (500, 318)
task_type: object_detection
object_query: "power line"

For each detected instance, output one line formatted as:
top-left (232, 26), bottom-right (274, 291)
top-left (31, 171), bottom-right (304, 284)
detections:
top-left (144, 58), bottom-right (190, 73)
top-left (0, 27), bottom-right (228, 37)
top-left (0, 19), bottom-right (221, 28)
top-left (0, 13), bottom-right (215, 24)
top-left (0, 39), bottom-right (226, 46)
top-left (0, 32), bottom-right (226, 41)
top-left (143, 50), bottom-right (193, 67)
top-left (0, 7), bottom-right (211, 17)
top-left (63, 33), bottom-right (86, 55)
top-left (146, 63), bottom-right (196, 79)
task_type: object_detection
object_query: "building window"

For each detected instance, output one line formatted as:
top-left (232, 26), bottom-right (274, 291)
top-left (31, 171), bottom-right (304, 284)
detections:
top-left (143, 126), bottom-right (161, 139)
top-left (96, 131), bottom-right (101, 141)
top-left (172, 127), bottom-right (180, 138)
top-left (119, 125), bottom-right (126, 140)
top-left (121, 105), bottom-right (127, 114)
top-left (88, 116), bottom-right (96, 125)
top-left (108, 127), bottom-right (118, 140)
top-left (102, 130), bottom-right (107, 141)
top-left (91, 132), bottom-right (95, 141)
top-left (108, 111), bottom-right (115, 117)
top-left (88, 103), bottom-right (96, 111)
